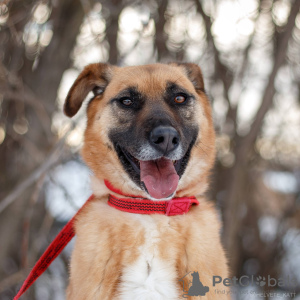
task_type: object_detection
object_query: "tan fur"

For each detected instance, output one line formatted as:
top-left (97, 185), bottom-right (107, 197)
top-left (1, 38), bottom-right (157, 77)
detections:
top-left (64, 63), bottom-right (229, 299)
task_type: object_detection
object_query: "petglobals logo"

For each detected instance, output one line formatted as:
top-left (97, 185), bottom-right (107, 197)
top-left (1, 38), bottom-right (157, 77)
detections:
top-left (179, 271), bottom-right (209, 298)
top-left (213, 275), bottom-right (298, 288)
top-left (179, 272), bottom-right (298, 298)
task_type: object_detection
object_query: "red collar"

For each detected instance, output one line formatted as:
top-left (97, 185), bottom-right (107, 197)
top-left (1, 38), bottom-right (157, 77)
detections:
top-left (14, 181), bottom-right (198, 299)
top-left (105, 180), bottom-right (199, 216)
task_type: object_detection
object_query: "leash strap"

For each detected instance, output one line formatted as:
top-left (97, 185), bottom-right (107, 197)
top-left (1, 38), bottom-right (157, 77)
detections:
top-left (14, 195), bottom-right (95, 300)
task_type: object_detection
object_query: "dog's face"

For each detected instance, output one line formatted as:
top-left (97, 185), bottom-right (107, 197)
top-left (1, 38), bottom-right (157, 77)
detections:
top-left (64, 63), bottom-right (215, 199)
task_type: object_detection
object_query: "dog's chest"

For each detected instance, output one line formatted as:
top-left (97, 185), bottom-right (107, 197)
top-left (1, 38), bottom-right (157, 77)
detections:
top-left (118, 215), bottom-right (180, 300)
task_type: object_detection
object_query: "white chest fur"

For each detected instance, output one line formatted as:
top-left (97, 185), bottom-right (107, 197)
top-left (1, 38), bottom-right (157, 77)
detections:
top-left (118, 215), bottom-right (179, 300)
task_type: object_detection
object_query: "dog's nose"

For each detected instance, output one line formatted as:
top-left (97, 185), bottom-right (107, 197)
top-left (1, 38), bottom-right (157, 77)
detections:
top-left (150, 126), bottom-right (180, 154)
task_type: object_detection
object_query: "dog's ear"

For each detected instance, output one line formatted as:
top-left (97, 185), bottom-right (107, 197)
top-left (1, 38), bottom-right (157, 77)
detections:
top-left (64, 63), bottom-right (113, 117)
top-left (170, 62), bottom-right (205, 93)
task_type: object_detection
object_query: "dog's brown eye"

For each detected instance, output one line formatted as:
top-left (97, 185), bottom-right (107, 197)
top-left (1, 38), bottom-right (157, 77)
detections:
top-left (174, 95), bottom-right (186, 104)
top-left (121, 99), bottom-right (133, 106)
top-left (93, 86), bottom-right (104, 96)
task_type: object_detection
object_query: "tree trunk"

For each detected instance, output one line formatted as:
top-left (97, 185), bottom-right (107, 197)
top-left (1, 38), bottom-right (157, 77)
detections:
top-left (0, 0), bottom-right (85, 290)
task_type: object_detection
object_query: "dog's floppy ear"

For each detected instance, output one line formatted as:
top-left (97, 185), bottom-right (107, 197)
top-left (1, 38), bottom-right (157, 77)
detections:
top-left (170, 62), bottom-right (205, 93)
top-left (64, 63), bottom-right (113, 117)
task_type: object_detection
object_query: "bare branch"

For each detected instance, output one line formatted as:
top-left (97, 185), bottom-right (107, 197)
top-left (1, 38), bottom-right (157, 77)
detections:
top-left (223, 0), bottom-right (300, 273)
top-left (242, 0), bottom-right (300, 151)
top-left (0, 130), bottom-right (73, 214)
top-left (102, 0), bottom-right (125, 65)
top-left (0, 270), bottom-right (27, 294)
top-left (195, 0), bottom-right (233, 98)
top-left (21, 175), bottom-right (46, 269)
top-left (0, 62), bottom-right (52, 134)
top-left (155, 0), bottom-right (169, 61)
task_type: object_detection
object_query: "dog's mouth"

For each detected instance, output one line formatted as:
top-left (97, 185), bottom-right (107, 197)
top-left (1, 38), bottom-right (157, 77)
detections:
top-left (115, 144), bottom-right (193, 199)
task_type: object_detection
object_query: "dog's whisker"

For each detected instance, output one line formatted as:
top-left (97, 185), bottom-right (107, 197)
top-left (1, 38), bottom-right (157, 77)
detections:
top-left (198, 144), bottom-right (209, 157)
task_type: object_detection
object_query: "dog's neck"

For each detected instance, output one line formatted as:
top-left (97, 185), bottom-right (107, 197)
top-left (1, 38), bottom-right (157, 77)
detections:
top-left (90, 176), bottom-right (111, 197)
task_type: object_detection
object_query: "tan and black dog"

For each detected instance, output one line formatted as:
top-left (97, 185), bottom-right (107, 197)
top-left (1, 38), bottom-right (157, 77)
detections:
top-left (64, 63), bottom-right (229, 299)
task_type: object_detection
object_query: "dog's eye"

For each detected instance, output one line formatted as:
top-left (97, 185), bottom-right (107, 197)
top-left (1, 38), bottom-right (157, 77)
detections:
top-left (120, 98), bottom-right (133, 106)
top-left (93, 86), bottom-right (104, 96)
top-left (174, 95), bottom-right (187, 104)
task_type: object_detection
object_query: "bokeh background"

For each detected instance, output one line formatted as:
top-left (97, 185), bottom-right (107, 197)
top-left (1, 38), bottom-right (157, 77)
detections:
top-left (0, 0), bottom-right (300, 299)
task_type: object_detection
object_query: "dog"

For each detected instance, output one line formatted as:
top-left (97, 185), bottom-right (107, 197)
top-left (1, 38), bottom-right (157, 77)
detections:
top-left (63, 62), bottom-right (229, 299)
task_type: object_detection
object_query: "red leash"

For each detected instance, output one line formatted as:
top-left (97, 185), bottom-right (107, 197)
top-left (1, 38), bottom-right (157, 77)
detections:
top-left (15, 182), bottom-right (198, 299)
top-left (14, 195), bottom-right (95, 300)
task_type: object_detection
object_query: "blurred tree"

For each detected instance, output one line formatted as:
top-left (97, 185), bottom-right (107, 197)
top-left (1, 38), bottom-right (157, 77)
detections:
top-left (0, 0), bottom-right (84, 298)
top-left (0, 0), bottom-right (300, 299)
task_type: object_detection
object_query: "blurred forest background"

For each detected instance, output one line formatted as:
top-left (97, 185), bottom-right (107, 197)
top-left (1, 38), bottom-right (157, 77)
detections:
top-left (0, 0), bottom-right (300, 299)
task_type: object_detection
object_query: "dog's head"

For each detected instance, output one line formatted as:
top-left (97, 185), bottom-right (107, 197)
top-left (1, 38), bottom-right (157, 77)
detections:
top-left (64, 63), bottom-right (215, 199)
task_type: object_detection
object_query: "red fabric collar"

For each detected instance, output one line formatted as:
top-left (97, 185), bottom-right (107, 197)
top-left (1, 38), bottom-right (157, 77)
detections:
top-left (14, 181), bottom-right (198, 299)
top-left (105, 180), bottom-right (199, 216)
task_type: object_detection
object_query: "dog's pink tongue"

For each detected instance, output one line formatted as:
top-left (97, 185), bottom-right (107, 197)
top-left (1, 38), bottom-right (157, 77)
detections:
top-left (140, 158), bottom-right (179, 199)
